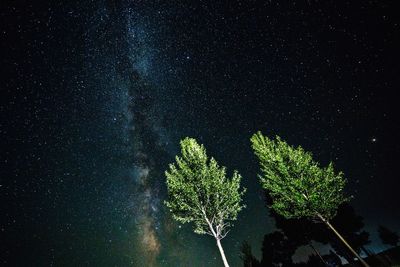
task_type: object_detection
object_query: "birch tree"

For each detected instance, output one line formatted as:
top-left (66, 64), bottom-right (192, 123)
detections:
top-left (250, 131), bottom-right (370, 267)
top-left (165, 137), bottom-right (246, 267)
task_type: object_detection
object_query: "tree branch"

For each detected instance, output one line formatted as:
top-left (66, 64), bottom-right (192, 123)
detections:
top-left (202, 208), bottom-right (218, 238)
top-left (220, 229), bottom-right (230, 239)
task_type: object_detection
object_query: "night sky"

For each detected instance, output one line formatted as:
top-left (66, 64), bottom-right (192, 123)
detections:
top-left (1, 1), bottom-right (400, 266)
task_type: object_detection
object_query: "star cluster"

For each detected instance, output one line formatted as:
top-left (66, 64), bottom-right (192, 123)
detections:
top-left (1, 1), bottom-right (399, 266)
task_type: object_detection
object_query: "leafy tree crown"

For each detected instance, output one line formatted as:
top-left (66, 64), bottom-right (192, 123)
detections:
top-left (251, 131), bottom-right (349, 220)
top-left (165, 137), bottom-right (246, 236)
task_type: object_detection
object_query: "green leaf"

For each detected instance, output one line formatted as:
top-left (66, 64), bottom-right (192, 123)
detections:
top-left (165, 137), bottom-right (246, 238)
top-left (251, 131), bottom-right (349, 221)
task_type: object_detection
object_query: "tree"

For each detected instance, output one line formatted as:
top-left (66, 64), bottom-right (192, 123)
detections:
top-left (266, 193), bottom-right (330, 265)
top-left (260, 231), bottom-right (295, 267)
top-left (250, 131), bottom-right (370, 267)
top-left (329, 204), bottom-right (371, 261)
top-left (240, 241), bottom-right (261, 267)
top-left (274, 215), bottom-right (329, 266)
top-left (378, 225), bottom-right (399, 247)
top-left (165, 137), bottom-right (246, 267)
top-left (257, 193), bottom-right (330, 266)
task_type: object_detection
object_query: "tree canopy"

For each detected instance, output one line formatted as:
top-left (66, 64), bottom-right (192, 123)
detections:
top-left (165, 137), bottom-right (246, 266)
top-left (250, 131), bottom-right (349, 221)
top-left (165, 137), bottom-right (246, 237)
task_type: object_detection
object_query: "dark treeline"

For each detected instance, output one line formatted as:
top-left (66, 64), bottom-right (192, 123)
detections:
top-left (241, 198), bottom-right (399, 267)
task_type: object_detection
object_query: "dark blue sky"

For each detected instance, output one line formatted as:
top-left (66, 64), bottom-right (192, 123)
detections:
top-left (2, 1), bottom-right (399, 266)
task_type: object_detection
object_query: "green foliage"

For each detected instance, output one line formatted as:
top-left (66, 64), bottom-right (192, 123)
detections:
top-left (165, 137), bottom-right (246, 237)
top-left (250, 131), bottom-right (349, 221)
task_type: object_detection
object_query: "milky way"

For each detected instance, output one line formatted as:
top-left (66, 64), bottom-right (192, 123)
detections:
top-left (3, 1), bottom-right (399, 266)
top-left (88, 2), bottom-right (171, 265)
top-left (70, 2), bottom-right (215, 265)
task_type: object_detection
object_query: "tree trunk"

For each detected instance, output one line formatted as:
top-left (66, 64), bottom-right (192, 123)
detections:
top-left (317, 214), bottom-right (370, 267)
top-left (309, 242), bottom-right (328, 266)
top-left (203, 212), bottom-right (230, 267)
top-left (216, 238), bottom-right (230, 267)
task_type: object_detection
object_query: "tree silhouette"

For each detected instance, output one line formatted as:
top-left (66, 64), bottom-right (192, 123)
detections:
top-left (260, 231), bottom-right (296, 267)
top-left (378, 226), bottom-right (399, 247)
top-left (269, 203), bottom-right (373, 265)
top-left (240, 241), bottom-right (261, 267)
top-left (266, 194), bottom-right (330, 265)
top-left (327, 204), bottom-right (371, 262)
top-left (244, 200), bottom-right (373, 267)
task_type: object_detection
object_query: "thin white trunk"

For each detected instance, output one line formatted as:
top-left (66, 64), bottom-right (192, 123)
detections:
top-left (202, 209), bottom-right (230, 267)
top-left (216, 238), bottom-right (229, 267)
top-left (317, 214), bottom-right (370, 267)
